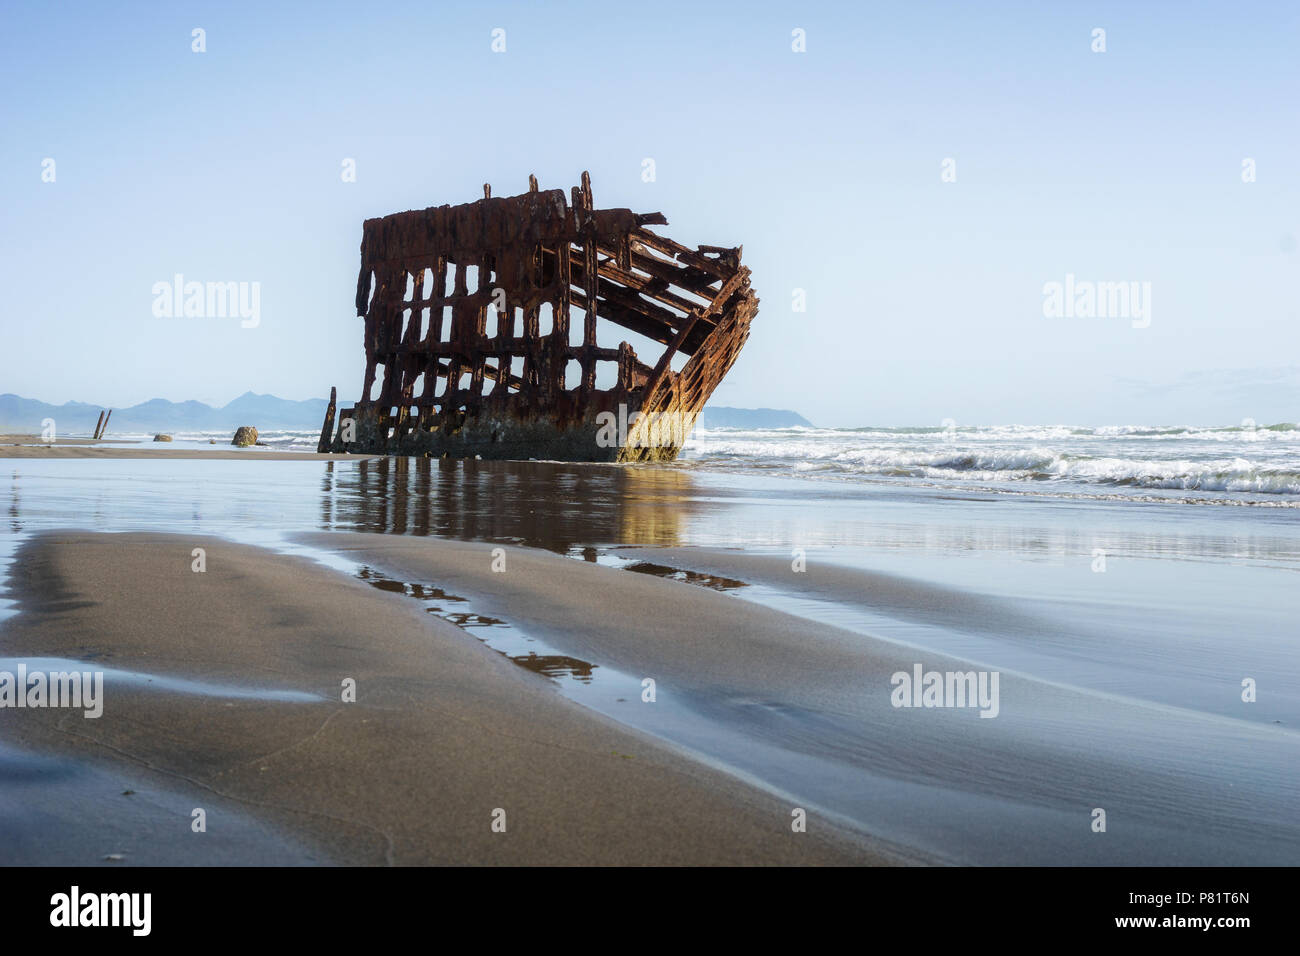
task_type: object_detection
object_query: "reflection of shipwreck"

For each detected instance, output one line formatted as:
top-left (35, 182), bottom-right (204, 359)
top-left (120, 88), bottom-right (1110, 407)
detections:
top-left (318, 172), bottom-right (758, 461)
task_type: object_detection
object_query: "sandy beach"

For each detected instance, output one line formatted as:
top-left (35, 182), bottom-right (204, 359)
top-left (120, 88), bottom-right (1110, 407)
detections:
top-left (0, 436), bottom-right (375, 461)
top-left (0, 529), bottom-right (885, 865)
top-left (293, 531), bottom-right (1300, 865)
top-left (3, 445), bottom-right (1298, 866)
top-left (1, 427), bottom-right (1298, 869)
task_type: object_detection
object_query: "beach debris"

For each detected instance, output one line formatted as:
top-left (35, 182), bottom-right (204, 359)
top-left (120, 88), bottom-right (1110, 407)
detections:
top-left (231, 426), bottom-right (259, 447)
top-left (93, 409), bottom-right (112, 440)
top-left (318, 386), bottom-right (337, 453)
top-left (319, 172), bottom-right (758, 461)
top-left (152, 433), bottom-right (173, 442)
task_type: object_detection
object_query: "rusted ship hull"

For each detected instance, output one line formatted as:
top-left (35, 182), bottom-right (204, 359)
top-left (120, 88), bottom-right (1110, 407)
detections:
top-left (319, 173), bottom-right (758, 461)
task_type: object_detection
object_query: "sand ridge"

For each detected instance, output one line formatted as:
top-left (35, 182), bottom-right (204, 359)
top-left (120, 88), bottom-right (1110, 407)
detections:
top-left (0, 530), bottom-right (885, 866)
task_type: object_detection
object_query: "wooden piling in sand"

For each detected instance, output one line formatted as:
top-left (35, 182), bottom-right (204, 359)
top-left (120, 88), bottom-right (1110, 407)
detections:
top-left (317, 387), bottom-right (337, 453)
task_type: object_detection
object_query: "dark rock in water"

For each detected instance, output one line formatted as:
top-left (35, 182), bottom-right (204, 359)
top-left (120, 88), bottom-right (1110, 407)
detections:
top-left (152, 433), bottom-right (173, 442)
top-left (208, 439), bottom-right (217, 445)
top-left (231, 426), bottom-right (259, 447)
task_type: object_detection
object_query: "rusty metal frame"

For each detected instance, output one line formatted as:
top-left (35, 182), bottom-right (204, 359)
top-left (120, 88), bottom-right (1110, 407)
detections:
top-left (320, 172), bottom-right (758, 461)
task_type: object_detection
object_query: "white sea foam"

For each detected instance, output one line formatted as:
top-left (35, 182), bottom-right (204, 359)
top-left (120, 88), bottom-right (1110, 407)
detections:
top-left (86, 423), bottom-right (1300, 502)
top-left (683, 422), bottom-right (1300, 501)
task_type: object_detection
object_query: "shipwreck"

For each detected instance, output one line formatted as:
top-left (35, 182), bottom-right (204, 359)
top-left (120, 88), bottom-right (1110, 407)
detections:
top-left (318, 172), bottom-right (758, 462)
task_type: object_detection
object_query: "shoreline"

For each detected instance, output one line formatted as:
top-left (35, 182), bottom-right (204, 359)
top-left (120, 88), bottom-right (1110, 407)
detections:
top-left (2, 452), bottom-right (1298, 865)
top-left (3, 435), bottom-right (1297, 511)
top-left (287, 531), bottom-right (1300, 865)
top-left (0, 530), bottom-right (888, 866)
top-left (0, 436), bottom-right (374, 461)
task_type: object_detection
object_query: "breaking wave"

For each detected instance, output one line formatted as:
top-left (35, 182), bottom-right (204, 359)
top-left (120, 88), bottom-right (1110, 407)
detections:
top-left (684, 423), bottom-right (1300, 501)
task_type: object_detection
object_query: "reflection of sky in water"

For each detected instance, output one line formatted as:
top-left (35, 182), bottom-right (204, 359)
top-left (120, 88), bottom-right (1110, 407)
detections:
top-left (244, 530), bottom-right (624, 692)
top-left (4, 457), bottom-right (1299, 569)
top-left (0, 656), bottom-right (319, 703)
top-left (353, 564), bottom-right (602, 685)
top-left (0, 534), bottom-right (25, 629)
top-left (3, 457), bottom-right (1298, 716)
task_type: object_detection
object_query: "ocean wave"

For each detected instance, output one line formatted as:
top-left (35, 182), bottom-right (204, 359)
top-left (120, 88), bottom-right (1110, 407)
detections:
top-left (104, 423), bottom-right (1300, 498)
top-left (693, 422), bottom-right (1298, 441)
top-left (685, 438), bottom-right (1300, 496)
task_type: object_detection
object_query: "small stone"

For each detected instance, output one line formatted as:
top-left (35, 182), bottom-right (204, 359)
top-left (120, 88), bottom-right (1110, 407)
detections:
top-left (103, 853), bottom-right (125, 862)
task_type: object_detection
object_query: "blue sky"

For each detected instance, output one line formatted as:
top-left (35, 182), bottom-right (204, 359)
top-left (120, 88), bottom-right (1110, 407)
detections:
top-left (2, 0), bottom-right (1297, 426)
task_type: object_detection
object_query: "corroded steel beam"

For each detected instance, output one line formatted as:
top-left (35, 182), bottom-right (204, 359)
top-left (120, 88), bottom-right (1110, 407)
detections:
top-left (320, 172), bottom-right (758, 461)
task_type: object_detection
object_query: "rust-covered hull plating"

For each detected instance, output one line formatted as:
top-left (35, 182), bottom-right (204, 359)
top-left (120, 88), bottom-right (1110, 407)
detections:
top-left (320, 173), bottom-right (758, 461)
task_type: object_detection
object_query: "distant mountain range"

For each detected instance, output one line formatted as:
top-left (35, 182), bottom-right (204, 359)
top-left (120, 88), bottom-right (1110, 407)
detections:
top-left (0, 393), bottom-right (811, 435)
top-left (695, 407), bottom-right (812, 428)
top-left (0, 392), bottom-right (345, 435)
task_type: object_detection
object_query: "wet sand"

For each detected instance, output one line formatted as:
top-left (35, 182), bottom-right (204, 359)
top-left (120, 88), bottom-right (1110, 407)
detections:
top-left (294, 532), bottom-right (1300, 865)
top-left (0, 531), bottom-right (885, 865)
top-left (2, 456), bottom-right (1297, 865)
